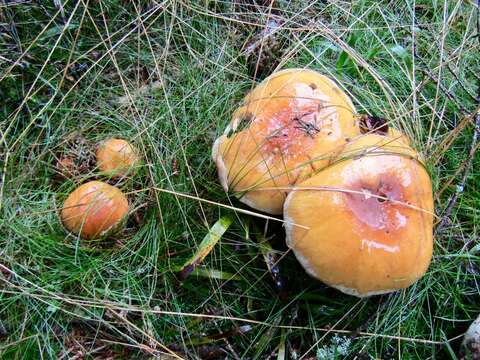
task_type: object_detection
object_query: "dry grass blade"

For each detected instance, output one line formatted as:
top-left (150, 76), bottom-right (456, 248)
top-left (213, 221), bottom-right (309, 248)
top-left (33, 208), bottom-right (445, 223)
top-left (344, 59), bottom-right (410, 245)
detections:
top-left (175, 215), bottom-right (233, 281)
top-left (149, 187), bottom-right (309, 229)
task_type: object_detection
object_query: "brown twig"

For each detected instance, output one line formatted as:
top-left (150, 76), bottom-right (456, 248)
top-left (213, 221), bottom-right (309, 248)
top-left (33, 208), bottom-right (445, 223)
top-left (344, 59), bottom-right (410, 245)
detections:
top-left (436, 110), bottom-right (480, 234)
top-left (293, 111), bottom-right (320, 138)
top-left (436, 16), bottom-right (480, 234)
top-left (350, 297), bottom-right (388, 341)
top-left (442, 56), bottom-right (479, 104)
top-left (417, 57), bottom-right (469, 115)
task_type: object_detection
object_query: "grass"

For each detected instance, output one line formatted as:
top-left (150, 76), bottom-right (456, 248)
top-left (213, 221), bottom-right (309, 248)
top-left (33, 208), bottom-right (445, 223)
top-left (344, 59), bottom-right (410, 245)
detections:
top-left (0, 0), bottom-right (479, 359)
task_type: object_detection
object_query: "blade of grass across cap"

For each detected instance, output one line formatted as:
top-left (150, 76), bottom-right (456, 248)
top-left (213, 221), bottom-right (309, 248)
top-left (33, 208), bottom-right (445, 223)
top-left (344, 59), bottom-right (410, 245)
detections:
top-left (175, 215), bottom-right (234, 281)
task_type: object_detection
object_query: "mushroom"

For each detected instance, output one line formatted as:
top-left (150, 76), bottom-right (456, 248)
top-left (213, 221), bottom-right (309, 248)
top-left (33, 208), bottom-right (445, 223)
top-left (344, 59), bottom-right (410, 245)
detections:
top-left (96, 138), bottom-right (140, 178)
top-left (61, 181), bottom-right (129, 239)
top-left (212, 68), bottom-right (359, 214)
top-left (388, 128), bottom-right (411, 145)
top-left (55, 156), bottom-right (76, 177)
top-left (284, 134), bottom-right (433, 297)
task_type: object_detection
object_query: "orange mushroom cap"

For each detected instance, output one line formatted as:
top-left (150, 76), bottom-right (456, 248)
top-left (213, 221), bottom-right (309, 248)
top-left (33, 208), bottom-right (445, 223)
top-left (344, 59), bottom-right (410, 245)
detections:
top-left (213, 68), bottom-right (360, 214)
top-left (96, 138), bottom-right (140, 178)
top-left (388, 128), bottom-right (411, 146)
top-left (284, 134), bottom-right (433, 297)
top-left (61, 181), bottom-right (129, 239)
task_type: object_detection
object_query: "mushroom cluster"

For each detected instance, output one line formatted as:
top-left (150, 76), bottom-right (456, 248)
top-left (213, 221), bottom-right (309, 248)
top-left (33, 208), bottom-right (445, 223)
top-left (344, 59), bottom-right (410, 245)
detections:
top-left (59, 138), bottom-right (140, 240)
top-left (213, 69), bottom-right (434, 297)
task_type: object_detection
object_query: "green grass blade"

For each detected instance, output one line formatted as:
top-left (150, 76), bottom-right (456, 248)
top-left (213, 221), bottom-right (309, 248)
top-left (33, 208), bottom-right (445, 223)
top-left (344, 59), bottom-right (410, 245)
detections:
top-left (176, 215), bottom-right (234, 281)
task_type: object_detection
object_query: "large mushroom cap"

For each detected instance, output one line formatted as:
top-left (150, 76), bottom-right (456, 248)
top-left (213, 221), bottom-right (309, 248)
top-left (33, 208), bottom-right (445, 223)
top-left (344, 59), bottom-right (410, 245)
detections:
top-left (97, 138), bottom-right (140, 178)
top-left (284, 135), bottom-right (433, 297)
top-left (213, 68), bottom-right (359, 214)
top-left (61, 181), bottom-right (129, 239)
top-left (388, 128), bottom-right (411, 145)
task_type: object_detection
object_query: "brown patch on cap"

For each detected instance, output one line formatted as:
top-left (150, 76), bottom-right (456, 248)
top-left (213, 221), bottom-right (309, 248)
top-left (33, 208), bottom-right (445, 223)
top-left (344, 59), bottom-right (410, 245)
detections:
top-left (260, 105), bottom-right (322, 157)
top-left (346, 174), bottom-right (403, 231)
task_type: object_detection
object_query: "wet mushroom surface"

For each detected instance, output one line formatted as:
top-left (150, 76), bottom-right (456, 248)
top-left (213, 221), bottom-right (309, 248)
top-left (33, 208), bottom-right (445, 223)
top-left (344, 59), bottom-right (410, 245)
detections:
top-left (284, 135), bottom-right (434, 297)
top-left (61, 181), bottom-right (129, 240)
top-left (213, 68), bottom-right (359, 214)
top-left (96, 138), bottom-right (140, 178)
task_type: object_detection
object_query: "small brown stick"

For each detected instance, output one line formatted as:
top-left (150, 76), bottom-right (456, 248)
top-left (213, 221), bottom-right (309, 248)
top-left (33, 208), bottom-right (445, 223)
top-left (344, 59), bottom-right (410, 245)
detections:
top-left (442, 57), bottom-right (479, 104)
top-left (436, 111), bottom-right (480, 234)
top-left (350, 297), bottom-right (388, 340)
top-left (417, 57), bottom-right (470, 115)
top-left (223, 338), bottom-right (241, 360)
top-left (436, 12), bottom-right (480, 232)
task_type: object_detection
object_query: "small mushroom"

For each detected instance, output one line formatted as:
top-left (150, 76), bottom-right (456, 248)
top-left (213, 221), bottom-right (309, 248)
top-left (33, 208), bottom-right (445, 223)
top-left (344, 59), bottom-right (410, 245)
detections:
top-left (284, 134), bottom-right (433, 297)
top-left (213, 68), bottom-right (359, 214)
top-left (61, 181), bottom-right (129, 239)
top-left (96, 138), bottom-right (140, 178)
top-left (55, 157), bottom-right (76, 177)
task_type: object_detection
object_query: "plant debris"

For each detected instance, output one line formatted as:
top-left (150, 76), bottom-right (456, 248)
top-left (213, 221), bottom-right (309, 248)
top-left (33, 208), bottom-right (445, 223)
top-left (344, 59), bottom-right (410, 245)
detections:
top-left (252, 222), bottom-right (288, 300)
top-left (244, 18), bottom-right (287, 79)
top-left (358, 114), bottom-right (389, 135)
top-left (176, 215), bottom-right (234, 281)
top-left (53, 132), bottom-right (95, 180)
